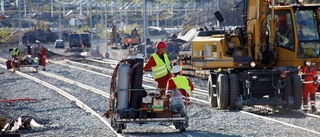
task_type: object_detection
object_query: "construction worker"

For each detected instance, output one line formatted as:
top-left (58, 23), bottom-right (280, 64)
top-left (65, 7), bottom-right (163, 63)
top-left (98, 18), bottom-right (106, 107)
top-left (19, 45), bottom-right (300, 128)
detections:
top-left (301, 60), bottom-right (318, 113)
top-left (165, 65), bottom-right (194, 106)
top-left (143, 41), bottom-right (172, 96)
top-left (10, 48), bottom-right (20, 59)
top-left (36, 40), bottom-right (47, 71)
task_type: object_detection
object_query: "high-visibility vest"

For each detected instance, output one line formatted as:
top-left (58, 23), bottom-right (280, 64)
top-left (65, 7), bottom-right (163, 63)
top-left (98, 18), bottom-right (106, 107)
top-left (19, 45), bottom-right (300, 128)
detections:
top-left (11, 48), bottom-right (19, 56)
top-left (172, 76), bottom-right (192, 96)
top-left (151, 53), bottom-right (171, 79)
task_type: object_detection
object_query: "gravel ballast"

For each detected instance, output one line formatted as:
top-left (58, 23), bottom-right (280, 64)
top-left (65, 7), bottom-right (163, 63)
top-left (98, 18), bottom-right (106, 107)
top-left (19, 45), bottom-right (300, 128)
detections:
top-left (1, 45), bottom-right (320, 136)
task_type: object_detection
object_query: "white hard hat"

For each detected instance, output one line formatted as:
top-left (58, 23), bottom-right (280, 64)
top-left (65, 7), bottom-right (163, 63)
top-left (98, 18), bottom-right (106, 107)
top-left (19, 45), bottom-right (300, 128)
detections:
top-left (172, 65), bottom-right (181, 74)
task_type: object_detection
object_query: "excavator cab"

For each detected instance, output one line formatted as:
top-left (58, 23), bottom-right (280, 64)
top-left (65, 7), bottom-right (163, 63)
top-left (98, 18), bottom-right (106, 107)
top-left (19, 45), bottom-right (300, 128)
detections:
top-left (268, 4), bottom-right (320, 68)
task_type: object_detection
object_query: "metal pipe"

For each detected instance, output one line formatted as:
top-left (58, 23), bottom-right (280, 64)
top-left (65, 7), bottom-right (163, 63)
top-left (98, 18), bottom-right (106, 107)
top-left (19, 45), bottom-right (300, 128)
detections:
top-left (59, 4), bottom-right (62, 40)
top-left (156, 6), bottom-right (159, 27)
top-left (105, 0), bottom-right (109, 58)
top-left (90, 0), bottom-right (93, 44)
top-left (117, 117), bottom-right (187, 122)
top-left (217, 0), bottom-right (220, 28)
top-left (63, 0), bottom-right (65, 16)
top-left (24, 0), bottom-right (26, 17)
top-left (51, 0), bottom-right (53, 17)
top-left (80, 0), bottom-right (82, 16)
top-left (143, 0), bottom-right (147, 59)
top-left (1, 0), bottom-right (4, 15)
top-left (18, 0), bottom-right (22, 46)
top-left (100, 3), bottom-right (103, 38)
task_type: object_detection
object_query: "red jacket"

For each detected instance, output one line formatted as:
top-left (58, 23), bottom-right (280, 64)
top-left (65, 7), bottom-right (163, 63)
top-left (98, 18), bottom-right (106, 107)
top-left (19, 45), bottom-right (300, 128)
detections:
top-left (166, 75), bottom-right (194, 105)
top-left (143, 51), bottom-right (171, 83)
top-left (301, 66), bottom-right (317, 82)
top-left (38, 47), bottom-right (47, 66)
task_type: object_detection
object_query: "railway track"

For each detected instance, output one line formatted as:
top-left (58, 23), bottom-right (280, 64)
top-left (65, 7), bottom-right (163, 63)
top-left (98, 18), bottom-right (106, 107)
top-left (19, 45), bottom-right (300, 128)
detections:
top-left (61, 59), bottom-right (209, 97)
top-left (47, 59), bottom-right (209, 104)
top-left (64, 57), bottom-right (320, 135)
top-left (0, 57), bottom-right (197, 136)
top-left (2, 55), bottom-right (320, 136)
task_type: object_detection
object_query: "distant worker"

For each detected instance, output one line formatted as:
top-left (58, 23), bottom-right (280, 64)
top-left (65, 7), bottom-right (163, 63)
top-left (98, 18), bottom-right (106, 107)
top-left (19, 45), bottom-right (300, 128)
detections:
top-left (165, 65), bottom-right (194, 106)
top-left (10, 47), bottom-right (20, 59)
top-left (131, 27), bottom-right (138, 37)
top-left (25, 41), bottom-right (31, 55)
top-left (301, 60), bottom-right (318, 113)
top-left (143, 41), bottom-right (172, 96)
top-left (36, 40), bottom-right (47, 71)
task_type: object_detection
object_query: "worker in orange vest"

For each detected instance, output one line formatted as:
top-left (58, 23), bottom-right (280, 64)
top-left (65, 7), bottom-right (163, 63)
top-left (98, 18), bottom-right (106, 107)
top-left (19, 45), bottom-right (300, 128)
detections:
top-left (301, 60), bottom-right (318, 113)
top-left (36, 40), bottom-right (47, 71)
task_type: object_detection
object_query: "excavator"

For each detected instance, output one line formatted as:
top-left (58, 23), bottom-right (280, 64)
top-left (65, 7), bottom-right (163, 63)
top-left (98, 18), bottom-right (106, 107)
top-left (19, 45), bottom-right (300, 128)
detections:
top-left (187, 0), bottom-right (320, 110)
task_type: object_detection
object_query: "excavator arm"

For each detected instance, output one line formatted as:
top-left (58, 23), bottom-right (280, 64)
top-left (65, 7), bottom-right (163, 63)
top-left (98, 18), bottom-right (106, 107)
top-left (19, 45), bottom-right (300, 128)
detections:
top-left (245, 0), bottom-right (276, 66)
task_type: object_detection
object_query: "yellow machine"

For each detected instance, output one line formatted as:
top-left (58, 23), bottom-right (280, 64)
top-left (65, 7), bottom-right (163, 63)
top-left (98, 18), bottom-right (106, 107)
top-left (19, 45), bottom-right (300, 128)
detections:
top-left (190, 0), bottom-right (320, 110)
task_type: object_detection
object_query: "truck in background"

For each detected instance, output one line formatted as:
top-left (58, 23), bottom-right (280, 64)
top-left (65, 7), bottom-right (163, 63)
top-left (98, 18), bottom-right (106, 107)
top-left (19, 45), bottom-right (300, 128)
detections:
top-left (68, 33), bottom-right (91, 51)
top-left (68, 33), bottom-right (81, 49)
top-left (80, 33), bottom-right (91, 48)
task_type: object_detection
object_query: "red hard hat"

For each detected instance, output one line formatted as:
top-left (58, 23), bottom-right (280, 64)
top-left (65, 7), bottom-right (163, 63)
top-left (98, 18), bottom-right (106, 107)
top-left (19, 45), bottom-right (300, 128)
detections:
top-left (156, 41), bottom-right (167, 49)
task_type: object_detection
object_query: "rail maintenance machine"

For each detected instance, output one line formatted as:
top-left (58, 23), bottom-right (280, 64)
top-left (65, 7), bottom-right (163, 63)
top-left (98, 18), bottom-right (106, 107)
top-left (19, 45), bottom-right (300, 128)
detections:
top-left (104, 54), bottom-right (188, 134)
top-left (178, 0), bottom-right (320, 111)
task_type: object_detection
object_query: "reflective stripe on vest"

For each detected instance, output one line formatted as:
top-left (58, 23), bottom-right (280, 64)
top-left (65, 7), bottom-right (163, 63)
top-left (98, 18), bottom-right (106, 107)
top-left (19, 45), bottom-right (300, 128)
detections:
top-left (172, 76), bottom-right (192, 96)
top-left (302, 66), bottom-right (317, 81)
top-left (151, 53), bottom-right (171, 79)
top-left (11, 48), bottom-right (19, 56)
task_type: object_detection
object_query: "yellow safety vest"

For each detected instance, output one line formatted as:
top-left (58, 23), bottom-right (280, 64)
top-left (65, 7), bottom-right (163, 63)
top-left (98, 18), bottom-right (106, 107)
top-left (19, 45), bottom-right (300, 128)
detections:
top-left (11, 48), bottom-right (19, 56)
top-left (172, 76), bottom-right (192, 96)
top-left (151, 53), bottom-right (171, 79)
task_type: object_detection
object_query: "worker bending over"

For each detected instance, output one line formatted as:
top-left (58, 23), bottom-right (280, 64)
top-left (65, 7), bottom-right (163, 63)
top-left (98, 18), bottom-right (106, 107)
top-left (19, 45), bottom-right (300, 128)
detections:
top-left (165, 65), bottom-right (194, 106)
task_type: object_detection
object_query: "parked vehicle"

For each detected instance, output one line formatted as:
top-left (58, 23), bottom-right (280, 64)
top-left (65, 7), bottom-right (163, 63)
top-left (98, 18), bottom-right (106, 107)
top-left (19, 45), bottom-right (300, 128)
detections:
top-left (54, 39), bottom-right (65, 48)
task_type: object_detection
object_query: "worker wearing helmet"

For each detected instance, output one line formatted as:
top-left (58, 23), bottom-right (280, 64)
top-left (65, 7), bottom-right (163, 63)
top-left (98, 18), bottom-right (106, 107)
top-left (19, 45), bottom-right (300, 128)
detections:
top-left (301, 60), bottom-right (318, 113)
top-left (165, 65), bottom-right (194, 105)
top-left (143, 41), bottom-right (172, 96)
top-left (36, 40), bottom-right (47, 71)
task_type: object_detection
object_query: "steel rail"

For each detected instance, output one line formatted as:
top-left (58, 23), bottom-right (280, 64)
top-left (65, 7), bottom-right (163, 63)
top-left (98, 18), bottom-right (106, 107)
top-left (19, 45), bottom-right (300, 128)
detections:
top-left (48, 59), bottom-right (210, 104)
top-left (40, 71), bottom-right (110, 98)
top-left (72, 58), bottom-right (208, 96)
top-left (0, 63), bottom-right (122, 137)
top-left (240, 110), bottom-right (320, 135)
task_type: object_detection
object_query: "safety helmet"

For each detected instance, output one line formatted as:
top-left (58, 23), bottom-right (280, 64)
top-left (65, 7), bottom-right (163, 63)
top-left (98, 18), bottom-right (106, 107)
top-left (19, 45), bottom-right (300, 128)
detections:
top-left (172, 65), bottom-right (181, 74)
top-left (304, 60), bottom-right (311, 66)
top-left (156, 41), bottom-right (167, 49)
top-left (36, 40), bottom-right (41, 44)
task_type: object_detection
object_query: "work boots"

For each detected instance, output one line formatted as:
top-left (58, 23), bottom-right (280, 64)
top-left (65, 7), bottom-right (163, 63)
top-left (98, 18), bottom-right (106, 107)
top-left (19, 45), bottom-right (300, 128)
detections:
top-left (310, 94), bottom-right (317, 113)
top-left (302, 98), bottom-right (308, 113)
top-left (311, 106), bottom-right (317, 113)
